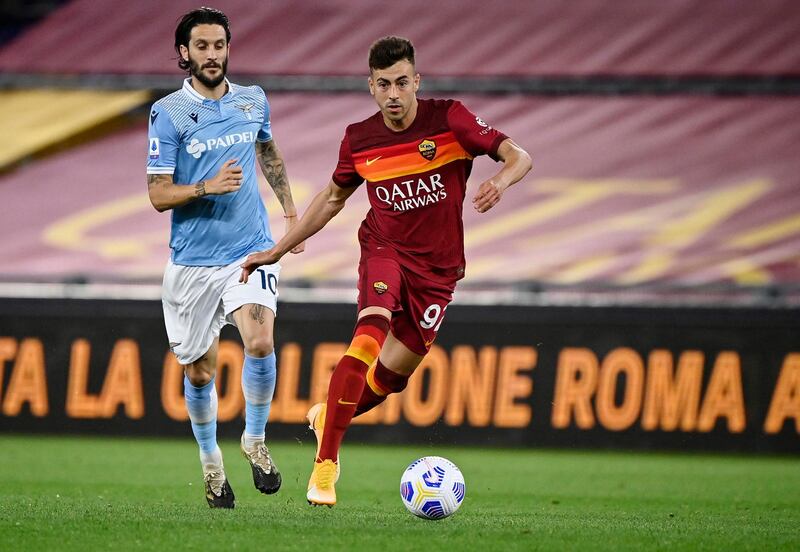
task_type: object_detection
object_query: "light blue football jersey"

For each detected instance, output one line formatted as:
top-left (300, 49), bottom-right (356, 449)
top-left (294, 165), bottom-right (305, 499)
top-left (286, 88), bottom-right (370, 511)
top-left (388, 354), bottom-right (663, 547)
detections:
top-left (146, 78), bottom-right (275, 266)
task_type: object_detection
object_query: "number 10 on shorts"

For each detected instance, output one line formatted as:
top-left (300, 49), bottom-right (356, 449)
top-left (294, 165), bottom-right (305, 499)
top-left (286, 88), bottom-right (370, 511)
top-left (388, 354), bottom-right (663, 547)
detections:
top-left (255, 268), bottom-right (278, 295)
top-left (420, 304), bottom-right (446, 331)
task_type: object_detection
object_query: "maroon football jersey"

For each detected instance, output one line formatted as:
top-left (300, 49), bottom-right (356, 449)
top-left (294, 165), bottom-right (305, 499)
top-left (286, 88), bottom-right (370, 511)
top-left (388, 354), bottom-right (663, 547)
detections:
top-left (332, 98), bottom-right (508, 282)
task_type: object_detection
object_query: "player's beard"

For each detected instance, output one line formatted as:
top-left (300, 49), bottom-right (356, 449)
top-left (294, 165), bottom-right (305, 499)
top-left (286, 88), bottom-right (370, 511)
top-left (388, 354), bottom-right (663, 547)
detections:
top-left (189, 56), bottom-right (228, 89)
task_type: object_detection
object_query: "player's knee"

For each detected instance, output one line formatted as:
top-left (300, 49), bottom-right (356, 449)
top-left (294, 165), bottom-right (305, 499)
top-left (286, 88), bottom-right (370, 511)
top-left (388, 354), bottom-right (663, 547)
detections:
top-left (368, 359), bottom-right (410, 396)
top-left (244, 335), bottom-right (274, 358)
top-left (185, 368), bottom-right (213, 387)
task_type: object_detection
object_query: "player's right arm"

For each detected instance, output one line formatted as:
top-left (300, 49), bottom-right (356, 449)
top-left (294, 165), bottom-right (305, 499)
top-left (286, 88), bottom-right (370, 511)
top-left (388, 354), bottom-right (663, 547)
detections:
top-left (239, 180), bottom-right (356, 282)
top-left (147, 160), bottom-right (243, 212)
top-left (146, 103), bottom-right (243, 212)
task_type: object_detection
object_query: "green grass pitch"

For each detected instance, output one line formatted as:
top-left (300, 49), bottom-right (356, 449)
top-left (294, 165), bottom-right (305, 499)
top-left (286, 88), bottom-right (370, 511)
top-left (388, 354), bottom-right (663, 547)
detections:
top-left (0, 434), bottom-right (798, 550)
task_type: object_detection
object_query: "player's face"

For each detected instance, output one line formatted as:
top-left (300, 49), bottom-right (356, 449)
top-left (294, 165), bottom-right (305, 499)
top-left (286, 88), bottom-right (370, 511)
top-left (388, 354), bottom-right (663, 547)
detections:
top-left (181, 24), bottom-right (229, 89)
top-left (369, 60), bottom-right (420, 128)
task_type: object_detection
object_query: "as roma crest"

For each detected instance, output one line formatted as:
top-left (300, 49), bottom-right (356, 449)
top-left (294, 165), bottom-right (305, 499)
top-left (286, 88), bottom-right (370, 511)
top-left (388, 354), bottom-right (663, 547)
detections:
top-left (373, 281), bottom-right (389, 295)
top-left (418, 139), bottom-right (437, 161)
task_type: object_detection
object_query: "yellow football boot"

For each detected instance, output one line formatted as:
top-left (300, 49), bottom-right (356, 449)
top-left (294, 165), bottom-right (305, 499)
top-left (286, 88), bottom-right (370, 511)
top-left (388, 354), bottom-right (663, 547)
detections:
top-left (306, 459), bottom-right (338, 507)
top-left (306, 402), bottom-right (340, 481)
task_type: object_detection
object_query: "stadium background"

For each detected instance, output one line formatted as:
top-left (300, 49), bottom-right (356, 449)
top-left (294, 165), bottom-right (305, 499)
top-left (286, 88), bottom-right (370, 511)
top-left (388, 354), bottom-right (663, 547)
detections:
top-left (1, 0), bottom-right (799, 451)
top-left (0, 2), bottom-right (798, 548)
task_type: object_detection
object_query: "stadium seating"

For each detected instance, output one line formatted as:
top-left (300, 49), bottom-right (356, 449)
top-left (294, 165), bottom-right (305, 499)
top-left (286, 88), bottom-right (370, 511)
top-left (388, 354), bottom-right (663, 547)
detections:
top-left (1, 0), bottom-right (798, 76)
top-left (1, 93), bottom-right (798, 287)
top-left (0, 0), bottom-right (798, 292)
top-left (0, 89), bottom-right (149, 169)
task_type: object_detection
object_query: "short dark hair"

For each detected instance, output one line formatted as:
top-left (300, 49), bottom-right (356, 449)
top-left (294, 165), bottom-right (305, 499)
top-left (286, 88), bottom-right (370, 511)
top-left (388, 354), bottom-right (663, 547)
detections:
top-left (174, 7), bottom-right (231, 71)
top-left (368, 36), bottom-right (415, 72)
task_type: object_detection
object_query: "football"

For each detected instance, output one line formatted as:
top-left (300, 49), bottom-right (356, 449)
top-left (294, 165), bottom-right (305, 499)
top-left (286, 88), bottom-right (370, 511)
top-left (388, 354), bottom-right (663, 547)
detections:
top-left (399, 456), bottom-right (466, 520)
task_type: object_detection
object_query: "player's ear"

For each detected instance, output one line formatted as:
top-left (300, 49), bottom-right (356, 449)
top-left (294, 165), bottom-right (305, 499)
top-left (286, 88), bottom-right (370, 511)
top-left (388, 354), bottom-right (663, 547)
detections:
top-left (368, 76), bottom-right (375, 97)
top-left (179, 44), bottom-right (189, 63)
top-left (413, 73), bottom-right (420, 92)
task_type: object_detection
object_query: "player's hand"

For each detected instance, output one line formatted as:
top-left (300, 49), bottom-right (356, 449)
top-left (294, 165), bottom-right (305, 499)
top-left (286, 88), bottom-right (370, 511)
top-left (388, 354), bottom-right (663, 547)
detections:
top-left (239, 248), bottom-right (281, 283)
top-left (473, 179), bottom-right (505, 213)
top-left (285, 215), bottom-right (305, 254)
top-left (205, 159), bottom-right (243, 195)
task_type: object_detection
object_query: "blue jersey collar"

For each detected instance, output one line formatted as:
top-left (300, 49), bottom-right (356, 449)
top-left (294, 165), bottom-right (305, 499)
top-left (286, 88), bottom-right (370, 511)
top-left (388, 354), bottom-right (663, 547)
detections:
top-left (181, 77), bottom-right (234, 103)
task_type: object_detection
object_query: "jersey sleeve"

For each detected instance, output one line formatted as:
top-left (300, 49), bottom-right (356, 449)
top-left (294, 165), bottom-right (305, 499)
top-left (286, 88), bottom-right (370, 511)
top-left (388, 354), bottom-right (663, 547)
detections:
top-left (257, 87), bottom-right (273, 142)
top-left (331, 131), bottom-right (364, 188)
top-left (146, 104), bottom-right (179, 175)
top-left (447, 101), bottom-right (508, 162)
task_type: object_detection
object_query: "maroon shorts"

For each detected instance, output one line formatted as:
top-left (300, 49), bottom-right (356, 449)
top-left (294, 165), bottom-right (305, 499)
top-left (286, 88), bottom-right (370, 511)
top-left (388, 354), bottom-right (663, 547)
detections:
top-left (357, 256), bottom-right (455, 356)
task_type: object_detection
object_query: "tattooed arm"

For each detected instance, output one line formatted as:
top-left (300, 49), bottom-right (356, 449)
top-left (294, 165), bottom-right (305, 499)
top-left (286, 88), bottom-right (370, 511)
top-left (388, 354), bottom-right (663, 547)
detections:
top-left (147, 159), bottom-right (243, 212)
top-left (256, 140), bottom-right (305, 254)
top-left (147, 174), bottom-right (201, 212)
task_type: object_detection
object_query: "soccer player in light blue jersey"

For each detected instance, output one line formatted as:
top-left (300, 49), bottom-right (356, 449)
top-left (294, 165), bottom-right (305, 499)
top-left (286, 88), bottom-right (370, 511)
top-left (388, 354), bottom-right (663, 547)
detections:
top-left (146, 7), bottom-right (304, 509)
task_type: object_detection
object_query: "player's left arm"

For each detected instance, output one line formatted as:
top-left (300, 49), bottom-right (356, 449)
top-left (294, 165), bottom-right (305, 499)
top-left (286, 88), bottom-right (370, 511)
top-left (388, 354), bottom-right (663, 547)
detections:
top-left (472, 138), bottom-right (532, 213)
top-left (256, 139), bottom-right (305, 254)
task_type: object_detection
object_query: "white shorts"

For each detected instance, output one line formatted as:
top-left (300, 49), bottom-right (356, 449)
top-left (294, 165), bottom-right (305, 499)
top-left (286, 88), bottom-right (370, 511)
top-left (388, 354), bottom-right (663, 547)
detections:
top-left (162, 256), bottom-right (281, 365)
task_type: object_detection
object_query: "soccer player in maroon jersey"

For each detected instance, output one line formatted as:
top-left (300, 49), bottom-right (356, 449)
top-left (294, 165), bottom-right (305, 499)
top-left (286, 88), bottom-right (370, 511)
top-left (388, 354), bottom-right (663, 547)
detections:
top-left (240, 36), bottom-right (531, 506)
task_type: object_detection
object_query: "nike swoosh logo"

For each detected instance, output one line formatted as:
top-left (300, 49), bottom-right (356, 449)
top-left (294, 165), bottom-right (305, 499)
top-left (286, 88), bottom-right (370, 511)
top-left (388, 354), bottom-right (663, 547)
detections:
top-left (337, 398), bottom-right (357, 406)
top-left (365, 156), bottom-right (382, 166)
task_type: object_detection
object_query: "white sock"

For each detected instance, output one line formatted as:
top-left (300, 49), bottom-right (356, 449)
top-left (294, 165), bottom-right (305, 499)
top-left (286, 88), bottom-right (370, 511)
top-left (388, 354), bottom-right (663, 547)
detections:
top-left (243, 433), bottom-right (265, 449)
top-left (200, 445), bottom-right (223, 469)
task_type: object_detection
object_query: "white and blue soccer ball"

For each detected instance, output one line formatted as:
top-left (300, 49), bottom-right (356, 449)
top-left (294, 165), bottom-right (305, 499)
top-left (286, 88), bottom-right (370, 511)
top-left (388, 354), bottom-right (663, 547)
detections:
top-left (400, 456), bottom-right (466, 520)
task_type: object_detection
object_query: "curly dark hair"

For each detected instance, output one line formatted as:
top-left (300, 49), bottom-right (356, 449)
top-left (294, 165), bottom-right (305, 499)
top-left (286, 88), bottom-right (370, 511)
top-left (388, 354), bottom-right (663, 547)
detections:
top-left (368, 36), bottom-right (415, 72)
top-left (174, 7), bottom-right (231, 71)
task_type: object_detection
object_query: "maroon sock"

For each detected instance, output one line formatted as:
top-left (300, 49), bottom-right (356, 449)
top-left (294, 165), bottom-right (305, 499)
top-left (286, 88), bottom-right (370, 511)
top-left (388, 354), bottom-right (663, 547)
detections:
top-left (317, 357), bottom-right (366, 462)
top-left (317, 315), bottom-right (389, 462)
top-left (354, 381), bottom-right (384, 416)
